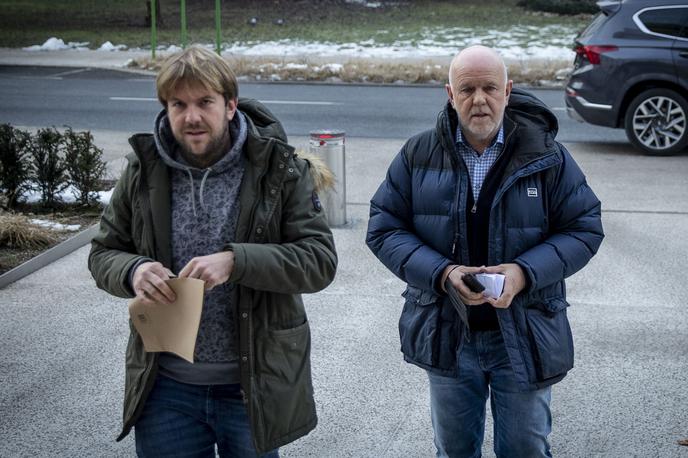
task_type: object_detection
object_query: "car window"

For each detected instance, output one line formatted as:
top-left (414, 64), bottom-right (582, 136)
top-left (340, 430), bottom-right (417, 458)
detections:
top-left (636, 7), bottom-right (688, 39)
top-left (578, 12), bottom-right (608, 40)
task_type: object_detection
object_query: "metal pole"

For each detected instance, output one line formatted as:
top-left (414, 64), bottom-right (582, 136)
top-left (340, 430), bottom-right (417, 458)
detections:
top-left (180, 0), bottom-right (187, 48)
top-left (309, 130), bottom-right (347, 227)
top-left (151, 0), bottom-right (157, 59)
top-left (215, 0), bottom-right (221, 55)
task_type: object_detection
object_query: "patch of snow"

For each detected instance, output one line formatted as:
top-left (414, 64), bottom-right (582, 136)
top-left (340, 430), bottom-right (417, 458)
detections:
top-left (21, 185), bottom-right (113, 206)
top-left (30, 219), bottom-right (81, 232)
top-left (163, 45), bottom-right (183, 53)
top-left (98, 188), bottom-right (114, 205)
top-left (283, 63), bottom-right (308, 70)
top-left (345, 0), bottom-right (382, 6)
top-left (23, 37), bottom-right (89, 51)
top-left (320, 63), bottom-right (343, 73)
top-left (98, 41), bottom-right (127, 52)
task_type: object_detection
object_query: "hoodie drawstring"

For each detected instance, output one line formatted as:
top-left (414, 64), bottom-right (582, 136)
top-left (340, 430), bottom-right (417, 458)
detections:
top-left (184, 168), bottom-right (198, 217)
top-left (199, 168), bottom-right (212, 211)
top-left (184, 167), bottom-right (213, 217)
top-left (185, 167), bottom-right (214, 217)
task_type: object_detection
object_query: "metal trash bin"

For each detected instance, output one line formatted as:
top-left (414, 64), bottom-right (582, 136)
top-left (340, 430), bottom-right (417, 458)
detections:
top-left (309, 130), bottom-right (346, 227)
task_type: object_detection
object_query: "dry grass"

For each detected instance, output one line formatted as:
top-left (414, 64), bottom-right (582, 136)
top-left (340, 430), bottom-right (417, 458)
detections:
top-left (0, 212), bottom-right (57, 249)
top-left (131, 55), bottom-right (571, 86)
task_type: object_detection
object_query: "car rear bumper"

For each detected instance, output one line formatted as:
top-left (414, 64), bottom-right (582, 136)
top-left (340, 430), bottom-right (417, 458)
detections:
top-left (565, 90), bottom-right (617, 128)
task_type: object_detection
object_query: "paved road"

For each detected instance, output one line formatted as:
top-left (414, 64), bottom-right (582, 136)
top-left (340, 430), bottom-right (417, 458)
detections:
top-left (0, 65), bottom-right (629, 144)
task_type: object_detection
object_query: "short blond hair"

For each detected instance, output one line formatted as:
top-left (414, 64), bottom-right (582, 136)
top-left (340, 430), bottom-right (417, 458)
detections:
top-left (156, 45), bottom-right (238, 106)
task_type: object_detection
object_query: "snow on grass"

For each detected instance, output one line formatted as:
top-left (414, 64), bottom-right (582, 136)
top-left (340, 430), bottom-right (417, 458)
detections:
top-left (29, 219), bottom-right (81, 232)
top-left (23, 37), bottom-right (90, 51)
top-left (23, 37), bottom-right (131, 52)
top-left (24, 23), bottom-right (578, 62)
top-left (98, 41), bottom-right (127, 52)
top-left (21, 186), bottom-right (113, 206)
top-left (218, 24), bottom-right (579, 61)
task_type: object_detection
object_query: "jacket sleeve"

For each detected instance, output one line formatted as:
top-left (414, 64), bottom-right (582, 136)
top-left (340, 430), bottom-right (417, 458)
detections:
top-left (515, 145), bottom-right (604, 292)
top-left (228, 158), bottom-right (338, 294)
top-left (88, 159), bottom-right (148, 298)
top-left (365, 145), bottom-right (452, 294)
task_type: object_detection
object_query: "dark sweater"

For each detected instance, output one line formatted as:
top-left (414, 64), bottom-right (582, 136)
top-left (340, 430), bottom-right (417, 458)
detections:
top-left (465, 132), bottom-right (513, 331)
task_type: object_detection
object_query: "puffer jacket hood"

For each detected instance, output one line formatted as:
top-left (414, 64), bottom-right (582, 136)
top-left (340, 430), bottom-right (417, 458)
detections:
top-left (507, 87), bottom-right (559, 138)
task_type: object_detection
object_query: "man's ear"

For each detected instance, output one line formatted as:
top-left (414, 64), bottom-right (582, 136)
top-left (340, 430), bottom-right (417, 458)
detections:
top-left (505, 80), bottom-right (513, 103)
top-left (445, 83), bottom-right (454, 106)
top-left (226, 98), bottom-right (238, 121)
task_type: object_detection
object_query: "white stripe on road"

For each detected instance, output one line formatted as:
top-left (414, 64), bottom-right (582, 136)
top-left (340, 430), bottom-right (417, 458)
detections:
top-left (261, 100), bottom-right (341, 105)
top-left (109, 97), bottom-right (340, 106)
top-left (45, 68), bottom-right (92, 79)
top-left (109, 97), bottom-right (157, 101)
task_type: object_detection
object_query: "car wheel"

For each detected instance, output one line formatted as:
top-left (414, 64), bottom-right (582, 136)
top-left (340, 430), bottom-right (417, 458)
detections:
top-left (624, 88), bottom-right (688, 156)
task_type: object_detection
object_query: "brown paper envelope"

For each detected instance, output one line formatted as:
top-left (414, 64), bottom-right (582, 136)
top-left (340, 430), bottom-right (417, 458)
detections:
top-left (128, 278), bottom-right (205, 363)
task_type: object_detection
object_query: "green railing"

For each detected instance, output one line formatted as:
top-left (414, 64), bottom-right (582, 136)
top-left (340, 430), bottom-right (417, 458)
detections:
top-left (150, 0), bottom-right (223, 59)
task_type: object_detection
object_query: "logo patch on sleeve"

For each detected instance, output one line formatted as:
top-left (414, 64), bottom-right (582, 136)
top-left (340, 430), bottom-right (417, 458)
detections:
top-left (527, 187), bottom-right (538, 197)
top-left (312, 191), bottom-right (322, 212)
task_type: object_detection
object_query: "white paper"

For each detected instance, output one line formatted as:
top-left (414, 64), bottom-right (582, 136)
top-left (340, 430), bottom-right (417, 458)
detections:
top-left (475, 273), bottom-right (505, 299)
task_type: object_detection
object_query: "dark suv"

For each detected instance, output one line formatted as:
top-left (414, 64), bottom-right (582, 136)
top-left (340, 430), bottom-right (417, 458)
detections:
top-left (565, 0), bottom-right (688, 155)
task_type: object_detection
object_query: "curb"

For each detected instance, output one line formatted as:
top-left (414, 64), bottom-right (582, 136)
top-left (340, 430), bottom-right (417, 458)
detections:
top-left (0, 224), bottom-right (98, 289)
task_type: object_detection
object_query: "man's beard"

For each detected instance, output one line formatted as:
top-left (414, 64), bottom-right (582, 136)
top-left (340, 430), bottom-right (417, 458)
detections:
top-left (177, 120), bottom-right (231, 169)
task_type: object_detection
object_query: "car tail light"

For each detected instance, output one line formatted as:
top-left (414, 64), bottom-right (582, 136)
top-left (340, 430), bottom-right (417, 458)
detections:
top-left (574, 45), bottom-right (618, 65)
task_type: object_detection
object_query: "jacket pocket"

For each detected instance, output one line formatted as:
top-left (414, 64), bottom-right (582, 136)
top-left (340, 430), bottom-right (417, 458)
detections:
top-left (399, 286), bottom-right (443, 368)
top-left (525, 298), bottom-right (573, 381)
top-left (257, 320), bottom-right (316, 444)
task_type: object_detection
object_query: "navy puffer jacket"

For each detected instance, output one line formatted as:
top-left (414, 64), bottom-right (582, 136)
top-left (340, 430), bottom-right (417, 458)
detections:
top-left (366, 88), bottom-right (604, 390)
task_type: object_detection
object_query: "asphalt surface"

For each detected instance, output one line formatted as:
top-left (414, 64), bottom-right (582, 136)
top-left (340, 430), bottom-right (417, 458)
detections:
top-left (1, 49), bottom-right (688, 458)
top-left (0, 64), bottom-right (630, 143)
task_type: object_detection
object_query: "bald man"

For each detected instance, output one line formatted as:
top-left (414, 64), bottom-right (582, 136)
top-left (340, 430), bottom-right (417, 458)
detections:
top-left (367, 45), bottom-right (604, 457)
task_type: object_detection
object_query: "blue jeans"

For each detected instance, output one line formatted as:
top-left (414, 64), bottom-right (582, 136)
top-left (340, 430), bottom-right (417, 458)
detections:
top-left (427, 330), bottom-right (552, 458)
top-left (135, 374), bottom-right (279, 458)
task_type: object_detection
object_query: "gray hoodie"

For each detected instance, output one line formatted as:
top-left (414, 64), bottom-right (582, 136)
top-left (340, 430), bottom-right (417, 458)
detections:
top-left (153, 109), bottom-right (247, 385)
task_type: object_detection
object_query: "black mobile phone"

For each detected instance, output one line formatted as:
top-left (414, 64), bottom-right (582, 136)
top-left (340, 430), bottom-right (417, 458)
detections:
top-left (462, 273), bottom-right (485, 293)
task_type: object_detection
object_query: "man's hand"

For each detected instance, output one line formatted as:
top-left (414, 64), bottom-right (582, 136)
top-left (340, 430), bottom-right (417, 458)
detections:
top-left (482, 263), bottom-right (526, 309)
top-left (442, 264), bottom-right (486, 305)
top-left (179, 251), bottom-right (235, 290)
top-left (132, 261), bottom-right (176, 305)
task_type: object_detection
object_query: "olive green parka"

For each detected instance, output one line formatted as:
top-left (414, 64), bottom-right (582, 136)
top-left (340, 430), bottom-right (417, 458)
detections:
top-left (88, 98), bottom-right (337, 453)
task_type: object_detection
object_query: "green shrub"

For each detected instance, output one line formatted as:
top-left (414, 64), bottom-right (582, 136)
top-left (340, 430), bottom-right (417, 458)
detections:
top-left (29, 127), bottom-right (68, 207)
top-left (517, 0), bottom-right (598, 15)
top-left (0, 124), bottom-right (32, 209)
top-left (63, 128), bottom-right (107, 206)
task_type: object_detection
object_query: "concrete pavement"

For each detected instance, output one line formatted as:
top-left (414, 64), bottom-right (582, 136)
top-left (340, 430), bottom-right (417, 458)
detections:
top-left (2, 130), bottom-right (688, 456)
